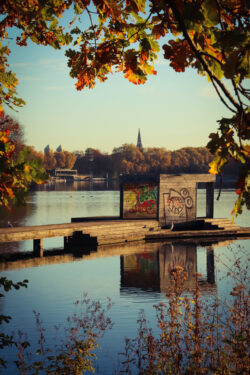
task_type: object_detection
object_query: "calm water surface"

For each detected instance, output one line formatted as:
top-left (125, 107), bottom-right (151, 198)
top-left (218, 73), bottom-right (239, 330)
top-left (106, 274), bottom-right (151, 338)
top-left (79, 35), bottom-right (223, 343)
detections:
top-left (0, 182), bottom-right (249, 374)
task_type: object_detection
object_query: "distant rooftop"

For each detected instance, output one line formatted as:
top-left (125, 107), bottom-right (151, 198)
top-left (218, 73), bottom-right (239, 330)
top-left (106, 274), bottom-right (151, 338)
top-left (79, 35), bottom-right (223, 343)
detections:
top-left (44, 144), bottom-right (53, 153)
top-left (56, 145), bottom-right (64, 152)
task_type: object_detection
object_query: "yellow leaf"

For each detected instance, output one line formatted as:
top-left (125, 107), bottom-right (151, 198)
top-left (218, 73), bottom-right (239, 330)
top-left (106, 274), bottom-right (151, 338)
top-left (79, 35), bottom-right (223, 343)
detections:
top-left (208, 160), bottom-right (219, 175)
top-left (209, 156), bottom-right (227, 174)
top-left (77, 34), bottom-right (82, 45)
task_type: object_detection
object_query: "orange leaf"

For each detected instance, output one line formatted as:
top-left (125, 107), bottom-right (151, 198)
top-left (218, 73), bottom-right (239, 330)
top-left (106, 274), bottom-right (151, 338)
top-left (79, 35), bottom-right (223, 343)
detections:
top-left (140, 50), bottom-right (148, 64)
top-left (0, 107), bottom-right (4, 119)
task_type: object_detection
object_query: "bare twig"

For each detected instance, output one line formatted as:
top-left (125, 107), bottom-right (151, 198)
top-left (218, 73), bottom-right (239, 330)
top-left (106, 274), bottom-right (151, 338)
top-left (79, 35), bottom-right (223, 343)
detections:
top-left (86, 7), bottom-right (97, 50)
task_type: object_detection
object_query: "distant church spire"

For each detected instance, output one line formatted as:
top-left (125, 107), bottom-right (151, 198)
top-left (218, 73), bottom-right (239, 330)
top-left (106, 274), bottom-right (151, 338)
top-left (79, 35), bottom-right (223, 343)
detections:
top-left (137, 128), bottom-right (142, 148)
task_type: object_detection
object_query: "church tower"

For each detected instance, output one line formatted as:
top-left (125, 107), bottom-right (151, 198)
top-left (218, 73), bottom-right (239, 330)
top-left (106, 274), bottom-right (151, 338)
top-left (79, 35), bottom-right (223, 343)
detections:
top-left (137, 128), bottom-right (142, 148)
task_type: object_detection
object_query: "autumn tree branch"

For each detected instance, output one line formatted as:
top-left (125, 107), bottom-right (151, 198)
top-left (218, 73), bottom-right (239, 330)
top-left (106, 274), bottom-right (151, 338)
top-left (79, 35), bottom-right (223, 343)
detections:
top-left (167, 0), bottom-right (242, 114)
top-left (86, 7), bottom-right (97, 50)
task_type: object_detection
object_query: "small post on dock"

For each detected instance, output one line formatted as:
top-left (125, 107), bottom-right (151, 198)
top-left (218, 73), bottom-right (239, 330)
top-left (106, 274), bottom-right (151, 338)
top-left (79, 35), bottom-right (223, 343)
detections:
top-left (33, 239), bottom-right (43, 257)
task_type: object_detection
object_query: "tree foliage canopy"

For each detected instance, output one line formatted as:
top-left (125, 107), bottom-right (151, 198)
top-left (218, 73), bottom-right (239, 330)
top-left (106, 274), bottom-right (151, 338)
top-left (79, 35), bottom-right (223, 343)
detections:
top-left (0, 0), bottom-right (249, 213)
top-left (43, 149), bottom-right (77, 170)
top-left (74, 144), bottom-right (230, 177)
top-left (0, 129), bottom-right (48, 209)
top-left (0, 114), bottom-right (24, 156)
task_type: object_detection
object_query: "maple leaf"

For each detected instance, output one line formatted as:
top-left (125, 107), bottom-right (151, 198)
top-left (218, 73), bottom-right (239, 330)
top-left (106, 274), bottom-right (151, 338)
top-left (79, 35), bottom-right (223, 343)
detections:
top-left (94, 0), bottom-right (121, 18)
top-left (163, 39), bottom-right (193, 72)
top-left (76, 68), bottom-right (96, 90)
top-left (95, 41), bottom-right (118, 65)
top-left (126, 0), bottom-right (145, 13)
top-left (152, 23), bottom-right (167, 40)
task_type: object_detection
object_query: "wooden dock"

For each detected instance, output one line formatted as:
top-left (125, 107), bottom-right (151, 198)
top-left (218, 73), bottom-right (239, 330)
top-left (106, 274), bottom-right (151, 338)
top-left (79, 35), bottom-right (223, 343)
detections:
top-left (0, 218), bottom-right (249, 256)
top-left (146, 218), bottom-right (250, 241)
top-left (0, 219), bottom-right (161, 255)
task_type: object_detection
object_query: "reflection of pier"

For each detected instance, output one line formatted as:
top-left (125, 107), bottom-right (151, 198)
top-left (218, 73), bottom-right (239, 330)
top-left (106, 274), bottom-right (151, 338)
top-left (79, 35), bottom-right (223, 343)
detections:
top-left (0, 241), bottom-right (161, 271)
top-left (0, 239), bottom-right (232, 281)
top-left (121, 242), bottom-right (218, 294)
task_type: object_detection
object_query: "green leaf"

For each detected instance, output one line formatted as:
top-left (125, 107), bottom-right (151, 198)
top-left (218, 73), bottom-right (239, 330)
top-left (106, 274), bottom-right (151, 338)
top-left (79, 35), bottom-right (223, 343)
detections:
top-left (237, 153), bottom-right (246, 164)
top-left (148, 37), bottom-right (160, 52)
top-left (182, 3), bottom-right (204, 29)
top-left (214, 30), bottom-right (247, 50)
top-left (74, 3), bottom-right (84, 15)
top-left (203, 0), bottom-right (219, 25)
top-left (238, 49), bottom-right (250, 78)
top-left (140, 37), bottom-right (151, 52)
top-left (223, 51), bottom-right (238, 79)
top-left (209, 60), bottom-right (224, 79)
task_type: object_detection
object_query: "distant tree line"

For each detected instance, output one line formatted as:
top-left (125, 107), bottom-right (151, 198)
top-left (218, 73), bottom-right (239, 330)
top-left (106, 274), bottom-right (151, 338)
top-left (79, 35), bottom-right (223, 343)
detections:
top-left (1, 115), bottom-right (239, 180)
top-left (0, 115), bottom-right (76, 172)
top-left (73, 144), bottom-right (239, 178)
top-left (43, 150), bottom-right (76, 170)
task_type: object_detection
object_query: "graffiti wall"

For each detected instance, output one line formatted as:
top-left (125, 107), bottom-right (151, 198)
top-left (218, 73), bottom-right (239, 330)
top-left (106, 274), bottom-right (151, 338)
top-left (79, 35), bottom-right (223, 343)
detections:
top-left (123, 183), bottom-right (158, 218)
top-left (163, 188), bottom-right (194, 222)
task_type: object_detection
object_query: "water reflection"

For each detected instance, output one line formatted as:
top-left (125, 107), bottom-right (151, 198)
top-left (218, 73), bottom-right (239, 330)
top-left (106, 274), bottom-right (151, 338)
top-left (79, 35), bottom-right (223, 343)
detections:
top-left (120, 242), bottom-right (217, 295)
top-left (0, 201), bottom-right (35, 228)
top-left (0, 203), bottom-right (36, 253)
top-left (35, 180), bottom-right (119, 191)
top-left (121, 251), bottom-right (160, 291)
top-left (0, 236), bottom-right (247, 375)
top-left (0, 239), bottom-right (237, 297)
top-left (0, 189), bottom-right (121, 252)
top-left (0, 241), bottom-right (156, 271)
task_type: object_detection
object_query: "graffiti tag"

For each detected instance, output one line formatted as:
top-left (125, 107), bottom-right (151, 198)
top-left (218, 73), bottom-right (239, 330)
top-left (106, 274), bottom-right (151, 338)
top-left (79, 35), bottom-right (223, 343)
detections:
top-left (164, 188), bottom-right (193, 219)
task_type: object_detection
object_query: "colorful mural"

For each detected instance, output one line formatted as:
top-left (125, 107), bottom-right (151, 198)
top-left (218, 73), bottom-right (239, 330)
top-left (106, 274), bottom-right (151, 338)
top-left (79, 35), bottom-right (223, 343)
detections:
top-left (123, 183), bottom-right (158, 218)
top-left (164, 188), bottom-right (193, 220)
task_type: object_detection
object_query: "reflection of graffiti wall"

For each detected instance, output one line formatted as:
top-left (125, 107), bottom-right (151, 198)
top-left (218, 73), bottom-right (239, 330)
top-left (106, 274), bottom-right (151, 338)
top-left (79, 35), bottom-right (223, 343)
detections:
top-left (121, 252), bottom-right (159, 290)
top-left (159, 243), bottom-right (217, 294)
top-left (120, 244), bottom-right (217, 295)
top-left (164, 188), bottom-right (193, 221)
top-left (159, 243), bottom-right (197, 291)
top-left (123, 183), bottom-right (158, 218)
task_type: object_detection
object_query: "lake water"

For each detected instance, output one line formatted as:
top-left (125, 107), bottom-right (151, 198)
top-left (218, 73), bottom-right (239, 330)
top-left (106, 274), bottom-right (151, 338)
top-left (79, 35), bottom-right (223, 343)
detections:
top-left (0, 182), bottom-right (249, 374)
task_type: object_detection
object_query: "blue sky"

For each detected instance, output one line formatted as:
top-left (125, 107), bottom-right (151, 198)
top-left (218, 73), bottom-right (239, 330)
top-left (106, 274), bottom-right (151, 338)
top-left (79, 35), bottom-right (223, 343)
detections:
top-left (5, 28), bottom-right (231, 154)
